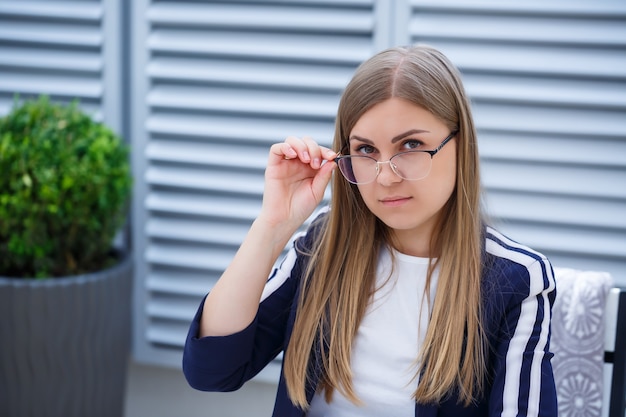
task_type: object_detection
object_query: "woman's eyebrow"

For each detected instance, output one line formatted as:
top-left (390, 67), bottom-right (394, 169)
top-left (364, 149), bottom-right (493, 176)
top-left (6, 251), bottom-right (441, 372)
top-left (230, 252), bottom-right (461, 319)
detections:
top-left (390, 129), bottom-right (429, 143)
top-left (348, 135), bottom-right (373, 144)
top-left (349, 129), bottom-right (430, 144)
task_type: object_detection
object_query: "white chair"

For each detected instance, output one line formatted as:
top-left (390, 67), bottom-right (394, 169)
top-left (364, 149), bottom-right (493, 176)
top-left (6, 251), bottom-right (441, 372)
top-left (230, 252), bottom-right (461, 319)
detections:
top-left (552, 268), bottom-right (626, 417)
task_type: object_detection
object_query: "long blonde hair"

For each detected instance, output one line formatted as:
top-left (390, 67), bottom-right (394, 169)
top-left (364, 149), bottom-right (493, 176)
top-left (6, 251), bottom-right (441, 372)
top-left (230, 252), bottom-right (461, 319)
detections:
top-left (284, 44), bottom-right (486, 408)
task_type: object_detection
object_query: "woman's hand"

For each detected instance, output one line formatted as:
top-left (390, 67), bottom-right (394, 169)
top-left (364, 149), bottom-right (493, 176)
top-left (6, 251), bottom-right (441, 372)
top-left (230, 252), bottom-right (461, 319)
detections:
top-left (258, 136), bottom-right (337, 231)
top-left (199, 137), bottom-right (335, 338)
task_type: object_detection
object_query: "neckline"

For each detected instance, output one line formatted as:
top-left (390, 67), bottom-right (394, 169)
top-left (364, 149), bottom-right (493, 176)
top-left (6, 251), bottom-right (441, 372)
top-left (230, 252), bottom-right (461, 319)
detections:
top-left (386, 246), bottom-right (434, 265)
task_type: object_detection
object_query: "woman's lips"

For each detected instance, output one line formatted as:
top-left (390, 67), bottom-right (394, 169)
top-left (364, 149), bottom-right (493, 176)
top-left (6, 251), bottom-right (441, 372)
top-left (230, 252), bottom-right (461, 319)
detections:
top-left (380, 196), bottom-right (412, 207)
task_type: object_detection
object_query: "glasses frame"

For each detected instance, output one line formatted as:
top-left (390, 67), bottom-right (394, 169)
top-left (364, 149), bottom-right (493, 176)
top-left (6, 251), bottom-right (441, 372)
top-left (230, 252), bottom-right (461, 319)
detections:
top-left (334, 130), bottom-right (458, 185)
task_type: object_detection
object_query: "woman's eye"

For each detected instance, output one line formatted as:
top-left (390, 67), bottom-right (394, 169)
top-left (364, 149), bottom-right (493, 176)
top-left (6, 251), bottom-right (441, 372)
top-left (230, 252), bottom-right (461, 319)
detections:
top-left (402, 139), bottom-right (423, 150)
top-left (354, 144), bottom-right (376, 155)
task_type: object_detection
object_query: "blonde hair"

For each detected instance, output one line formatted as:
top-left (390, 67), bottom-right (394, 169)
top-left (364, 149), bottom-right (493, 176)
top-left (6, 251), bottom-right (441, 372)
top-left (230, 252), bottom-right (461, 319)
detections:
top-left (284, 44), bottom-right (486, 408)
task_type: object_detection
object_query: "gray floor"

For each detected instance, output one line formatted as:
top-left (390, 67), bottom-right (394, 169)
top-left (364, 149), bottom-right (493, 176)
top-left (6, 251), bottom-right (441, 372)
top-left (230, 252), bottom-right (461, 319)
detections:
top-left (124, 361), bottom-right (277, 417)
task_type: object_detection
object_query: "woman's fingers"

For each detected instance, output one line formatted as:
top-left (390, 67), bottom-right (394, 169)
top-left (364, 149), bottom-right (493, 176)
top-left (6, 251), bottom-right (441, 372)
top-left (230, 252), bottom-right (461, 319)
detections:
top-left (311, 154), bottom-right (336, 200)
top-left (270, 137), bottom-right (336, 169)
top-left (299, 136), bottom-right (322, 168)
top-left (262, 137), bottom-right (336, 226)
top-left (321, 146), bottom-right (338, 161)
top-left (269, 142), bottom-right (296, 161)
top-left (284, 136), bottom-right (313, 165)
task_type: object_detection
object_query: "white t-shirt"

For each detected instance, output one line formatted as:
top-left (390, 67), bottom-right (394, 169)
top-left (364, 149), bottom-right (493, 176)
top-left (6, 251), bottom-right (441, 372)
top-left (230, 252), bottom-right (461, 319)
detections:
top-left (307, 247), bottom-right (439, 417)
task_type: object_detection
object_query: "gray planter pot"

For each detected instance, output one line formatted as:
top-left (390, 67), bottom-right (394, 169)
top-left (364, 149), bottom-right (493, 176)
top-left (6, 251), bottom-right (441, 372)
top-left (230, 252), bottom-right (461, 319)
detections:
top-left (0, 253), bottom-right (133, 417)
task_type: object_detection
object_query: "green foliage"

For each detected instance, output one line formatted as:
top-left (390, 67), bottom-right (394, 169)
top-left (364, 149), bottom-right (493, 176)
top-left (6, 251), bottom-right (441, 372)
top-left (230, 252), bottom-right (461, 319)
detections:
top-left (0, 96), bottom-right (132, 278)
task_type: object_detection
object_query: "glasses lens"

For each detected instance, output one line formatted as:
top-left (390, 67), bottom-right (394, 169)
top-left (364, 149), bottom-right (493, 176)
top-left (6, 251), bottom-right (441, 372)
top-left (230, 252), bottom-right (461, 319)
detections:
top-left (337, 156), bottom-right (377, 184)
top-left (391, 152), bottom-right (432, 180)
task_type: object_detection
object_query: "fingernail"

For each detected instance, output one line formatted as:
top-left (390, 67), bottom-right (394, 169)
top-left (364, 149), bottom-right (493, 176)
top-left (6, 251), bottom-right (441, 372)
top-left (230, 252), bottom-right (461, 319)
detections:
top-left (303, 151), bottom-right (311, 162)
top-left (313, 158), bottom-right (321, 168)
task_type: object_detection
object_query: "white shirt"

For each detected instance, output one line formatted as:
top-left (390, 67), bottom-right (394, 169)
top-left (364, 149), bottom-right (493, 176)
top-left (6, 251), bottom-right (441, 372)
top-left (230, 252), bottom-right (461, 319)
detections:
top-left (307, 247), bottom-right (439, 417)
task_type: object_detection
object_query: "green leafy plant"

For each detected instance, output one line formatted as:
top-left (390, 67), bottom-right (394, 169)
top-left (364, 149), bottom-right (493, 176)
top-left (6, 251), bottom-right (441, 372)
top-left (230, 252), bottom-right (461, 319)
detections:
top-left (0, 96), bottom-right (132, 278)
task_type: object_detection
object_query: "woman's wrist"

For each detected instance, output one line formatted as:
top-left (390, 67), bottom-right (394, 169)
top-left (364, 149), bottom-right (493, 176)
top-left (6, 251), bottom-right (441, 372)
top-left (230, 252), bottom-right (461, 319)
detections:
top-left (250, 216), bottom-right (300, 257)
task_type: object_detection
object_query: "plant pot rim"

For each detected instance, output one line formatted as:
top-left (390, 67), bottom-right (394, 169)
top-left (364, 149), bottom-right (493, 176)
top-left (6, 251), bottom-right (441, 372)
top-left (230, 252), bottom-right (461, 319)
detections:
top-left (0, 250), bottom-right (132, 285)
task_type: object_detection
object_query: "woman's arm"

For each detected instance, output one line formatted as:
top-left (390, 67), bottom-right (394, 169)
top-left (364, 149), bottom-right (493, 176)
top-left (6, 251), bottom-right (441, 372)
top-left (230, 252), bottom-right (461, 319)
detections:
top-left (488, 258), bottom-right (558, 417)
top-left (183, 234), bottom-right (312, 391)
top-left (183, 137), bottom-right (335, 391)
top-left (199, 137), bottom-right (336, 337)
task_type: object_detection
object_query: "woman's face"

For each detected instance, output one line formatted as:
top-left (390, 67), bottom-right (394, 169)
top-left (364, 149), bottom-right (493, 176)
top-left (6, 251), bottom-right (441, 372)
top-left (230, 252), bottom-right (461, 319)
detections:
top-left (347, 97), bottom-right (457, 257)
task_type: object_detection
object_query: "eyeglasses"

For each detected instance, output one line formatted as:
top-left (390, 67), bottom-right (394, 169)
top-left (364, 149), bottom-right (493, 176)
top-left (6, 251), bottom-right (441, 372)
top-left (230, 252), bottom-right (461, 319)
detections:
top-left (334, 131), bottom-right (458, 185)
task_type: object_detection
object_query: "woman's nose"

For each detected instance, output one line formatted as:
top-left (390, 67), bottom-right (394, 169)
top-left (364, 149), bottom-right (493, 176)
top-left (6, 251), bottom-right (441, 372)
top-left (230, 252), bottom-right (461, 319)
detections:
top-left (375, 160), bottom-right (402, 186)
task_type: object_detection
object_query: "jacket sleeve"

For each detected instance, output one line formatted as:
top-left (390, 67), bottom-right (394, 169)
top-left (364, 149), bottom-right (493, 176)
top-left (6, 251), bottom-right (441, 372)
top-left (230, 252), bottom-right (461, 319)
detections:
top-left (488, 257), bottom-right (558, 417)
top-left (182, 238), bottom-right (309, 392)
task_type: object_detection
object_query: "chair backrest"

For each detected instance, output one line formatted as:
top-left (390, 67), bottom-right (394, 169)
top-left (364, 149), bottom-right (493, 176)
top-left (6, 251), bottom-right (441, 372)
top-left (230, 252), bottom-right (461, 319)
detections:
top-left (552, 267), bottom-right (626, 417)
top-left (604, 287), bottom-right (626, 417)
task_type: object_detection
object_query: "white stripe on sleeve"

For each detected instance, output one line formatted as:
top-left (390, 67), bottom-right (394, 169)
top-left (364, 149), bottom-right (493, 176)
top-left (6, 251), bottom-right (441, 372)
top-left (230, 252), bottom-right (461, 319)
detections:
top-left (260, 245), bottom-right (300, 303)
top-left (486, 228), bottom-right (556, 417)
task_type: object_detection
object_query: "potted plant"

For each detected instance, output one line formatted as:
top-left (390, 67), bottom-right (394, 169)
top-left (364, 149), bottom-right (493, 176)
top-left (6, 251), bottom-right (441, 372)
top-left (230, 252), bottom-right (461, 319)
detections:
top-left (0, 96), bottom-right (133, 417)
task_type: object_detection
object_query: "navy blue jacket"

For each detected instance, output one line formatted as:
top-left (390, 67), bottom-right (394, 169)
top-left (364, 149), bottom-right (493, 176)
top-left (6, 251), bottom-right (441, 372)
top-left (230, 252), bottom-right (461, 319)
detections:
top-left (183, 217), bottom-right (557, 417)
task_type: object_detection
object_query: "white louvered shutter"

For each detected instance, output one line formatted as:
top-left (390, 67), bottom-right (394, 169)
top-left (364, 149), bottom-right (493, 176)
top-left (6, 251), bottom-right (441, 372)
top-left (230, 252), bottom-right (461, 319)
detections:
top-left (404, 0), bottom-right (626, 285)
top-left (0, 0), bottom-right (122, 131)
top-left (130, 0), bottom-right (391, 377)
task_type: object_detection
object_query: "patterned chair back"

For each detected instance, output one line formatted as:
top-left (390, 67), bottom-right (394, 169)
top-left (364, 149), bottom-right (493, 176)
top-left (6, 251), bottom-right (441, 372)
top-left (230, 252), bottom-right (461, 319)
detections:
top-left (552, 267), bottom-right (615, 417)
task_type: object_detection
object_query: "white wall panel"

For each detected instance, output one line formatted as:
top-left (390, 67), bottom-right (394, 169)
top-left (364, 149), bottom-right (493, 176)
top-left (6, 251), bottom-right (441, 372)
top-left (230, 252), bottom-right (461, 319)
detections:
top-left (406, 0), bottom-right (626, 285)
top-left (0, 0), bottom-right (121, 131)
top-left (131, 0), bottom-right (386, 375)
top-left (129, 1), bottom-right (626, 384)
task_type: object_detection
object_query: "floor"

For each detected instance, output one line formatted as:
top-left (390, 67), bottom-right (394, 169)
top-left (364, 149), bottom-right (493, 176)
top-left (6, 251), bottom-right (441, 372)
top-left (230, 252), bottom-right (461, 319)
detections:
top-left (124, 361), bottom-right (277, 417)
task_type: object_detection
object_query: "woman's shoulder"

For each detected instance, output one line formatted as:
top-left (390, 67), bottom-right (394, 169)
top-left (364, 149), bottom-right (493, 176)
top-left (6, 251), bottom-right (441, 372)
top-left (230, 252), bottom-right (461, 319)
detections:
top-left (484, 226), bottom-right (550, 269)
top-left (482, 226), bottom-right (554, 295)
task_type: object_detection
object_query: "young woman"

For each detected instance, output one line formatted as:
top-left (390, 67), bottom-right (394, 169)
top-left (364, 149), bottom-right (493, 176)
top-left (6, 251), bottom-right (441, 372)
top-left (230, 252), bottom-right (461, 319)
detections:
top-left (183, 44), bottom-right (557, 417)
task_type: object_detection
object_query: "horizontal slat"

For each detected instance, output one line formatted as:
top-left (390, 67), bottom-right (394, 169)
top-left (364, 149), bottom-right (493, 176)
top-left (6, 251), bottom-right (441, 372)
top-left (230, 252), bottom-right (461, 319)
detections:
top-left (220, 0), bottom-right (373, 5)
top-left (149, 3), bottom-right (373, 33)
top-left (0, 73), bottom-right (102, 98)
top-left (146, 166), bottom-right (265, 195)
top-left (146, 242), bottom-right (236, 271)
top-left (146, 192), bottom-right (262, 219)
top-left (497, 222), bottom-right (626, 259)
top-left (411, 14), bottom-right (626, 46)
top-left (464, 73), bottom-right (626, 110)
top-left (148, 85), bottom-right (338, 118)
top-left (144, 211), bottom-right (318, 268)
top-left (146, 114), bottom-right (334, 145)
top-left (146, 322), bottom-right (188, 348)
top-left (410, 0), bottom-right (626, 16)
top-left (147, 297), bottom-right (199, 322)
top-left (473, 102), bottom-right (625, 137)
top-left (147, 270), bottom-right (218, 297)
top-left (0, 46), bottom-right (102, 72)
top-left (482, 160), bottom-right (626, 199)
top-left (148, 30), bottom-right (372, 64)
top-left (148, 57), bottom-right (352, 91)
top-left (0, 22), bottom-right (102, 47)
top-left (427, 42), bottom-right (626, 79)
top-left (146, 139), bottom-right (269, 169)
top-left (147, 217), bottom-right (251, 246)
top-left (486, 191), bottom-right (626, 230)
top-left (478, 131), bottom-right (626, 168)
top-left (0, 2), bottom-right (102, 20)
